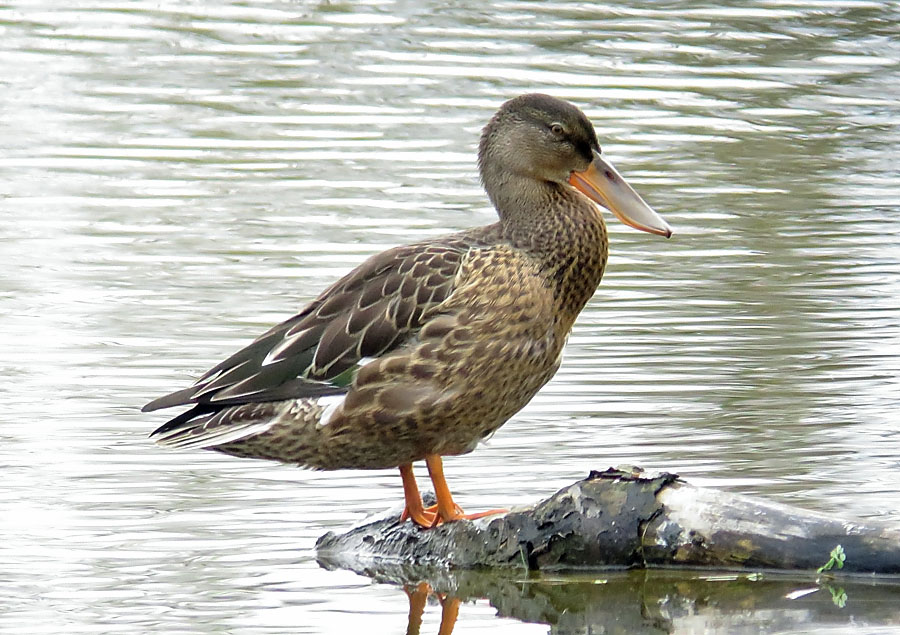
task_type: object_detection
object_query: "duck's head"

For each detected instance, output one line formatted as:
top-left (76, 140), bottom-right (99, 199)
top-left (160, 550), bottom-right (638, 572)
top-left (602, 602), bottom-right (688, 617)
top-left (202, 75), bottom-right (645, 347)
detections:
top-left (479, 94), bottom-right (672, 238)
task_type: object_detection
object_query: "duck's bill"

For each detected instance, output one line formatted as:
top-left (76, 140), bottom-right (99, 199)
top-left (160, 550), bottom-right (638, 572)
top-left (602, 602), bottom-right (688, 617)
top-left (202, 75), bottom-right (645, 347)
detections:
top-left (568, 151), bottom-right (672, 238)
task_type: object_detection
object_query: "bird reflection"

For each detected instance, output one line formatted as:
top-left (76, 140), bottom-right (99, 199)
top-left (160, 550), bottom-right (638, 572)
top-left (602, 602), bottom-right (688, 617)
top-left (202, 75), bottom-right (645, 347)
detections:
top-left (404, 582), bottom-right (459, 635)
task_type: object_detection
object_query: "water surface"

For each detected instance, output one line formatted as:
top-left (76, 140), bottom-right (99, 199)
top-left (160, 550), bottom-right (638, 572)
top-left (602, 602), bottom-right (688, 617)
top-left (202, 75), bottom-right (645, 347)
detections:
top-left (2, 1), bottom-right (899, 633)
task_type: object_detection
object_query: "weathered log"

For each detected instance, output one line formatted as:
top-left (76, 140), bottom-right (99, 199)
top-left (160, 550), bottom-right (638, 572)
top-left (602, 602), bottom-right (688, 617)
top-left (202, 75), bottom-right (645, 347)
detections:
top-left (316, 467), bottom-right (900, 575)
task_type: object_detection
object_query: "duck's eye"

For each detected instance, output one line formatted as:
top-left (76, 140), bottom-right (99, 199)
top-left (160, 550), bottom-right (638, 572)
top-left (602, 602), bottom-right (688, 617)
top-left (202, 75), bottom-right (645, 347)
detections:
top-left (550, 123), bottom-right (565, 137)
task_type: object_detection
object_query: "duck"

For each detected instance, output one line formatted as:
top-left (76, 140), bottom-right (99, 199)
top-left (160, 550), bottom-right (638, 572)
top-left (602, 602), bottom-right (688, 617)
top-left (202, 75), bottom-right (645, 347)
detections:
top-left (144, 94), bottom-right (672, 528)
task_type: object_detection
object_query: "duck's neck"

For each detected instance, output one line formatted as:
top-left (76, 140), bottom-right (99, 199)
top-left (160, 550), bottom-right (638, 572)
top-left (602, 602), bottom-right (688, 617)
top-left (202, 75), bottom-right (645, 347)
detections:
top-left (490, 176), bottom-right (609, 332)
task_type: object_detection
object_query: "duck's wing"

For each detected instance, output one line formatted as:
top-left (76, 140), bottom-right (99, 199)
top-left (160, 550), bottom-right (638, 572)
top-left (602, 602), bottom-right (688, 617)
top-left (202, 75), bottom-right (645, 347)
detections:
top-left (144, 235), bottom-right (479, 432)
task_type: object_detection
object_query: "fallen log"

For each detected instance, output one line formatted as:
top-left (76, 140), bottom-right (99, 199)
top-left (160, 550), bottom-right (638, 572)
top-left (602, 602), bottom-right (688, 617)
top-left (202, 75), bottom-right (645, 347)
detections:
top-left (316, 466), bottom-right (900, 575)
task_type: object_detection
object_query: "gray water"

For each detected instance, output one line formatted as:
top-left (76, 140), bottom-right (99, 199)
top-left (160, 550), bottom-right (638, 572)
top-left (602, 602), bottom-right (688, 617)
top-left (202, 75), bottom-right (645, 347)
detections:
top-left (2, 1), bottom-right (900, 633)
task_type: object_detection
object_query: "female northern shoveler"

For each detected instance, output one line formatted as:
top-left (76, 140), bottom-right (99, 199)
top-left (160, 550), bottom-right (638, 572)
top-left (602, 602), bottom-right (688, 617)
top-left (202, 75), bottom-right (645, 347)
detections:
top-left (144, 94), bottom-right (672, 528)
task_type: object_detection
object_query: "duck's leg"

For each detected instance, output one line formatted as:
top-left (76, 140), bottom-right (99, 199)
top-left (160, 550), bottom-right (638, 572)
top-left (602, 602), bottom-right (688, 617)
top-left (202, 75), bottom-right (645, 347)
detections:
top-left (425, 454), bottom-right (507, 525)
top-left (399, 463), bottom-right (438, 527)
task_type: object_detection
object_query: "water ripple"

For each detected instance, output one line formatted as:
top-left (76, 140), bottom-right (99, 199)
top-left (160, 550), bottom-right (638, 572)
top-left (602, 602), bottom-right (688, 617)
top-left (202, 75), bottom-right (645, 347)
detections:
top-left (2, 1), bottom-right (900, 633)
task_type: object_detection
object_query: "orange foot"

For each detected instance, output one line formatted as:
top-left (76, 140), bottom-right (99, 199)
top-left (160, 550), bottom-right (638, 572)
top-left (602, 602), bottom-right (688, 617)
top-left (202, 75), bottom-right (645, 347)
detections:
top-left (399, 460), bottom-right (507, 528)
top-left (400, 502), bottom-right (507, 528)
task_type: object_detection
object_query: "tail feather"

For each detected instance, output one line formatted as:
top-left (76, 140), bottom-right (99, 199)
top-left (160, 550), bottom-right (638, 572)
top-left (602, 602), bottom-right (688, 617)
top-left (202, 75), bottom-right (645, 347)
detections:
top-left (150, 401), bottom-right (288, 450)
top-left (142, 386), bottom-right (200, 412)
top-left (149, 403), bottom-right (214, 436)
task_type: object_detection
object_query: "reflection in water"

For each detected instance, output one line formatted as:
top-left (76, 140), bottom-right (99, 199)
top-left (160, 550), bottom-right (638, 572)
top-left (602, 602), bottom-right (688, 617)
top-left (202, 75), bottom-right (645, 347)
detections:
top-left (2, 0), bottom-right (900, 633)
top-left (388, 569), bottom-right (900, 635)
top-left (406, 582), bottom-right (460, 635)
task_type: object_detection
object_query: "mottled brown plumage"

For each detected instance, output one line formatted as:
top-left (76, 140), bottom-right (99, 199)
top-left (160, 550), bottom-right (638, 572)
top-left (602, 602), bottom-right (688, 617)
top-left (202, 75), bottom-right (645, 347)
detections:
top-left (145, 94), bottom-right (671, 528)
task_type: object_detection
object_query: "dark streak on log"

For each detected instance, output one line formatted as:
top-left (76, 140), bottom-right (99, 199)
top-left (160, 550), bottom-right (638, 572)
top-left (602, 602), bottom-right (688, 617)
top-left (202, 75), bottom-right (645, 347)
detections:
top-left (317, 467), bottom-right (900, 576)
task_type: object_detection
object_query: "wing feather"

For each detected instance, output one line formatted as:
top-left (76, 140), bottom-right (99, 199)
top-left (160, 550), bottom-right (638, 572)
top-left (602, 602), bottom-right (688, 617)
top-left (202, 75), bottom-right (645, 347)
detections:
top-left (144, 234), bottom-right (482, 432)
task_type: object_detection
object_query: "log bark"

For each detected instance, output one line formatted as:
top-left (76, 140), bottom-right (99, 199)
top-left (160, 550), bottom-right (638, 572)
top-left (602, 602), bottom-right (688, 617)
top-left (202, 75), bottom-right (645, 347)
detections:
top-left (316, 467), bottom-right (900, 575)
